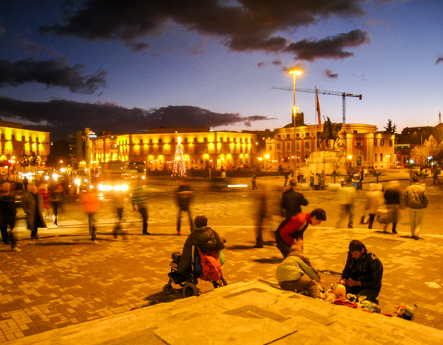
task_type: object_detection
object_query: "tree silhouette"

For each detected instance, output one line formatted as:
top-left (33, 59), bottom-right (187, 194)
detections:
top-left (383, 119), bottom-right (397, 134)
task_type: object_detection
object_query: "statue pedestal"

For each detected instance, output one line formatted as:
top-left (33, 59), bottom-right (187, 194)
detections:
top-left (303, 150), bottom-right (347, 175)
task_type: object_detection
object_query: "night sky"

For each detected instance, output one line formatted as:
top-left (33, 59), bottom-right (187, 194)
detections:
top-left (0, 0), bottom-right (442, 140)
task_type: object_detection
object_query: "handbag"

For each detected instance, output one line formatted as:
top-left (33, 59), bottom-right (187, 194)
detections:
top-left (360, 211), bottom-right (369, 224)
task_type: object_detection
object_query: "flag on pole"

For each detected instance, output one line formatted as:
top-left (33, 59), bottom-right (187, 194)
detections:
top-left (316, 88), bottom-right (322, 131)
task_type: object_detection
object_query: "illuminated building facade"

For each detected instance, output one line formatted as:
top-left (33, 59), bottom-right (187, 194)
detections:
top-left (91, 127), bottom-right (257, 170)
top-left (266, 123), bottom-right (395, 170)
top-left (0, 120), bottom-right (50, 165)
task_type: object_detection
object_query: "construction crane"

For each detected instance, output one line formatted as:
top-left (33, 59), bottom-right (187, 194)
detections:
top-left (272, 86), bottom-right (362, 124)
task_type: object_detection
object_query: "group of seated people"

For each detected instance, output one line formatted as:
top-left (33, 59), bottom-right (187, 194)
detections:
top-left (277, 239), bottom-right (383, 305)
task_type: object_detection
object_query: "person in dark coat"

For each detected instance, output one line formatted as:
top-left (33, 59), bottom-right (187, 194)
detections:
top-left (177, 216), bottom-right (225, 275)
top-left (339, 240), bottom-right (383, 304)
top-left (21, 184), bottom-right (47, 239)
top-left (0, 182), bottom-right (18, 250)
top-left (281, 179), bottom-right (308, 220)
top-left (176, 179), bottom-right (194, 235)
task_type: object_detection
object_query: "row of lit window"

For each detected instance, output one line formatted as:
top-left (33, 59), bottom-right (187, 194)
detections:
top-left (0, 133), bottom-right (42, 142)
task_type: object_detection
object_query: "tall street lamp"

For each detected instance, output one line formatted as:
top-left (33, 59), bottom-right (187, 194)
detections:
top-left (288, 68), bottom-right (302, 174)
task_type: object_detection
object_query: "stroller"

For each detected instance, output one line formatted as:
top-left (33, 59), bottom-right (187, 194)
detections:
top-left (163, 245), bottom-right (227, 298)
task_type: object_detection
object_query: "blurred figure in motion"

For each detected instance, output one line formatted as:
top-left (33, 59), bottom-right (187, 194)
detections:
top-left (281, 179), bottom-right (308, 220)
top-left (50, 184), bottom-right (64, 227)
top-left (253, 184), bottom-right (268, 248)
top-left (176, 179), bottom-right (194, 235)
top-left (80, 189), bottom-right (101, 243)
top-left (0, 182), bottom-right (19, 251)
top-left (364, 184), bottom-right (384, 229)
top-left (382, 181), bottom-right (402, 234)
top-left (37, 183), bottom-right (51, 223)
top-left (335, 186), bottom-right (356, 229)
top-left (112, 188), bottom-right (127, 239)
top-left (22, 184), bottom-right (46, 239)
top-left (404, 177), bottom-right (428, 240)
top-left (131, 178), bottom-right (149, 235)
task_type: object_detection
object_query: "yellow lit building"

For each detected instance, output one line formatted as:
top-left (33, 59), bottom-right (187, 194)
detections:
top-left (0, 120), bottom-right (50, 165)
top-left (266, 123), bottom-right (395, 171)
top-left (91, 127), bottom-right (257, 170)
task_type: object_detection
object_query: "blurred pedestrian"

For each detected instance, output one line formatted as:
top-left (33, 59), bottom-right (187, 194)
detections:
top-left (432, 166), bottom-right (440, 185)
top-left (22, 184), bottom-right (46, 239)
top-left (50, 184), bottom-right (64, 226)
top-left (359, 169), bottom-right (364, 190)
top-left (275, 208), bottom-right (326, 258)
top-left (80, 189), bottom-right (101, 243)
top-left (310, 174), bottom-right (314, 190)
top-left (281, 179), bottom-right (308, 220)
top-left (382, 181), bottom-right (401, 234)
top-left (131, 178), bottom-right (149, 235)
top-left (335, 186), bottom-right (356, 229)
top-left (251, 174), bottom-right (257, 190)
top-left (112, 189), bottom-right (127, 239)
top-left (0, 182), bottom-right (19, 251)
top-left (364, 184), bottom-right (384, 229)
top-left (22, 176), bottom-right (28, 191)
top-left (38, 183), bottom-right (51, 222)
top-left (314, 173), bottom-right (320, 190)
top-left (176, 179), bottom-right (194, 235)
top-left (253, 185), bottom-right (268, 248)
top-left (404, 178), bottom-right (428, 240)
top-left (284, 172), bottom-right (289, 186)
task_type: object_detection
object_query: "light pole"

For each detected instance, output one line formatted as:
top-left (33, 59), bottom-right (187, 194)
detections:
top-left (288, 68), bottom-right (302, 175)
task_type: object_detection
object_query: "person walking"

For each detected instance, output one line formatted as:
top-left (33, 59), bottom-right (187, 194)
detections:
top-left (280, 179), bottom-right (308, 220)
top-left (364, 184), bottom-right (384, 229)
top-left (131, 178), bottom-right (149, 235)
top-left (313, 173), bottom-right (320, 190)
top-left (38, 183), bottom-right (51, 223)
top-left (382, 181), bottom-right (401, 234)
top-left (251, 174), bottom-right (257, 190)
top-left (21, 184), bottom-right (46, 239)
top-left (0, 182), bottom-right (19, 251)
top-left (253, 185), bottom-right (268, 248)
top-left (176, 179), bottom-right (194, 235)
top-left (335, 186), bottom-right (356, 229)
top-left (404, 178), bottom-right (428, 240)
top-left (112, 189), bottom-right (127, 239)
top-left (80, 189), bottom-right (101, 243)
top-left (50, 184), bottom-right (64, 226)
top-left (22, 176), bottom-right (28, 191)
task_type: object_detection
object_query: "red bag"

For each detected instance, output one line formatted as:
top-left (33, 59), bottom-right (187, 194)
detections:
top-left (198, 248), bottom-right (222, 281)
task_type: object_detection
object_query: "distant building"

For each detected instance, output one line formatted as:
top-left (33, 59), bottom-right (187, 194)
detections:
top-left (265, 122), bottom-right (395, 170)
top-left (0, 120), bottom-right (50, 164)
top-left (90, 127), bottom-right (257, 171)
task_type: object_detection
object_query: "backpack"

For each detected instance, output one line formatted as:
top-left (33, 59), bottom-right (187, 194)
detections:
top-left (197, 247), bottom-right (222, 281)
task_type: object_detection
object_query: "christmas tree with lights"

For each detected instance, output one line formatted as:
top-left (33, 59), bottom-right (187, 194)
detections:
top-left (172, 136), bottom-right (187, 177)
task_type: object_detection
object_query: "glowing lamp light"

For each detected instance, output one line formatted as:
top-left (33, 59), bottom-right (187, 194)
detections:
top-left (288, 69), bottom-right (302, 76)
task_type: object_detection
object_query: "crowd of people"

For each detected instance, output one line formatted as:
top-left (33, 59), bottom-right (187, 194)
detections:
top-left (0, 171), bottom-right (432, 307)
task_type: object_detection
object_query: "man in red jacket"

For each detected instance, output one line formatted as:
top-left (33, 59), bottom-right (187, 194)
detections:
top-left (275, 208), bottom-right (326, 258)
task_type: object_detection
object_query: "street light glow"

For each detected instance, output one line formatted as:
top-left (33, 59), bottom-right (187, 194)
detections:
top-left (288, 69), bottom-right (302, 76)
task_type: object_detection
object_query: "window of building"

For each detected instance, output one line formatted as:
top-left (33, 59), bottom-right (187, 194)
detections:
top-left (287, 143), bottom-right (290, 149)
top-left (305, 141), bottom-right (310, 149)
top-left (171, 138), bottom-right (175, 143)
top-left (1, 134), bottom-right (4, 139)
top-left (194, 138), bottom-right (197, 142)
top-left (375, 153), bottom-right (377, 162)
top-left (380, 139), bottom-right (384, 146)
top-left (268, 146), bottom-right (272, 151)
top-left (296, 133), bottom-right (300, 137)
top-left (11, 135), bottom-right (15, 140)
top-left (389, 140), bottom-right (393, 146)
top-left (185, 138), bottom-right (188, 142)
top-left (22, 136), bottom-right (26, 141)
top-left (356, 141), bottom-right (362, 147)
top-left (149, 139), bottom-right (153, 143)
top-left (296, 142), bottom-right (300, 149)
top-left (204, 137), bottom-right (207, 142)
top-left (305, 132), bottom-right (310, 137)
top-left (374, 139), bottom-right (377, 146)
top-left (159, 139), bottom-right (163, 143)
top-left (139, 139), bottom-right (143, 144)
top-left (277, 144), bottom-right (281, 150)
top-left (380, 153), bottom-right (383, 161)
